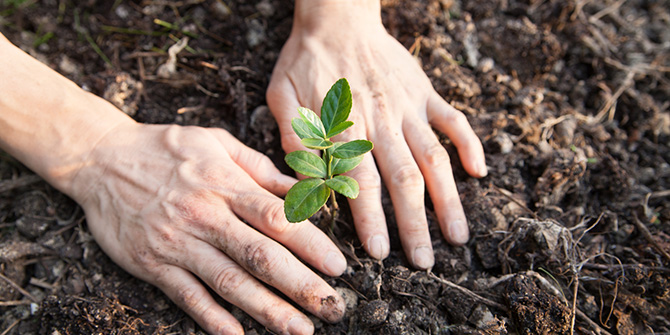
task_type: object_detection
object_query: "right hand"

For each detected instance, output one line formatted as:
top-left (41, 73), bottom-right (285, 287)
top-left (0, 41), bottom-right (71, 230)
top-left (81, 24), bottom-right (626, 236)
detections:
top-left (69, 122), bottom-right (346, 335)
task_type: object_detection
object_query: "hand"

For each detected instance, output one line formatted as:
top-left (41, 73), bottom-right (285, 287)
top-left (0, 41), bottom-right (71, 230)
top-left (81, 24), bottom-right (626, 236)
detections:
top-left (69, 123), bottom-right (346, 335)
top-left (267, 1), bottom-right (487, 269)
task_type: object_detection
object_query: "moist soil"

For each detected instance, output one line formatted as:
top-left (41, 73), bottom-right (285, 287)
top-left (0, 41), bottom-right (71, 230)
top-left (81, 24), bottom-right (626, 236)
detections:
top-left (1, 0), bottom-right (669, 334)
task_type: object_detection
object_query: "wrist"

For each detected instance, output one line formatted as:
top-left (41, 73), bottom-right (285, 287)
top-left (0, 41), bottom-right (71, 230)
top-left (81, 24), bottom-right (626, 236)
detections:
top-left (0, 34), bottom-right (135, 199)
top-left (45, 93), bottom-right (136, 200)
top-left (293, 0), bottom-right (382, 34)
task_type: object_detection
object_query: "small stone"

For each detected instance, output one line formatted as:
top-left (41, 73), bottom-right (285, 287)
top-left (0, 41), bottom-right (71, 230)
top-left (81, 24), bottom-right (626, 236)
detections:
top-left (212, 1), bottom-right (232, 19)
top-left (335, 287), bottom-right (358, 315)
top-left (114, 4), bottom-right (130, 19)
top-left (15, 216), bottom-right (51, 239)
top-left (478, 57), bottom-right (495, 73)
top-left (246, 20), bottom-right (265, 48)
top-left (58, 55), bottom-right (80, 76)
top-left (256, 0), bottom-right (274, 17)
top-left (492, 132), bottom-right (514, 154)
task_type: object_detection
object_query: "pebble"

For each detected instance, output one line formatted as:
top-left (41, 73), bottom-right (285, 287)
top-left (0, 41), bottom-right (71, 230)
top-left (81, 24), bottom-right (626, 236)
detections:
top-left (256, 0), bottom-right (275, 17)
top-left (478, 57), bottom-right (495, 73)
top-left (334, 287), bottom-right (358, 315)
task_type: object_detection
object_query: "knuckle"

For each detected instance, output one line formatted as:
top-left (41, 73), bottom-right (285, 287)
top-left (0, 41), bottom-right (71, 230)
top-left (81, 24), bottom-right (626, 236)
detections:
top-left (389, 163), bottom-right (424, 188)
top-left (212, 264), bottom-right (246, 297)
top-left (174, 283), bottom-right (204, 310)
top-left (262, 203), bottom-right (290, 235)
top-left (245, 240), bottom-right (286, 282)
top-left (424, 143), bottom-right (451, 168)
top-left (131, 244), bottom-right (160, 268)
top-left (350, 169), bottom-right (381, 193)
top-left (175, 193), bottom-right (211, 225)
top-left (402, 222), bottom-right (430, 240)
top-left (445, 108), bottom-right (468, 125)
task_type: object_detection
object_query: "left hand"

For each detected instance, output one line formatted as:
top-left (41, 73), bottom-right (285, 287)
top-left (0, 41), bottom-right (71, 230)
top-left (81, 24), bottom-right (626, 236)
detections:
top-left (267, 0), bottom-right (487, 269)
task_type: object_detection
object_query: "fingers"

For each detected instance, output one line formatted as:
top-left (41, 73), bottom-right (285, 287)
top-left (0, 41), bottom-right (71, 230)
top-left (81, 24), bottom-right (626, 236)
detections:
top-left (210, 129), bottom-right (296, 196)
top-left (372, 126), bottom-right (434, 269)
top-left (345, 154), bottom-right (390, 259)
top-left (198, 215), bottom-right (345, 324)
top-left (404, 119), bottom-right (469, 246)
top-left (152, 264), bottom-right (245, 335)
top-left (427, 92), bottom-right (487, 178)
top-left (182, 242), bottom-right (315, 335)
top-left (231, 189), bottom-right (347, 277)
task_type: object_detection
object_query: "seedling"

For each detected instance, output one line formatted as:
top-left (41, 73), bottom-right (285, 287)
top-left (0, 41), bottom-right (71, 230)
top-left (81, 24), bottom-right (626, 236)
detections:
top-left (284, 78), bottom-right (373, 223)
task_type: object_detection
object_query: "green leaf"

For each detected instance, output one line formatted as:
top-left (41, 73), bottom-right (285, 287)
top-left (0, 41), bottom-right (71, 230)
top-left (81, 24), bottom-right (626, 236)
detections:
top-left (291, 118), bottom-right (320, 140)
top-left (301, 138), bottom-right (334, 150)
top-left (325, 121), bottom-right (354, 139)
top-left (285, 151), bottom-right (327, 178)
top-left (331, 140), bottom-right (373, 159)
top-left (331, 156), bottom-right (364, 175)
top-left (321, 78), bottom-right (352, 135)
top-left (284, 178), bottom-right (330, 222)
top-left (325, 175), bottom-right (359, 199)
top-left (298, 107), bottom-right (326, 139)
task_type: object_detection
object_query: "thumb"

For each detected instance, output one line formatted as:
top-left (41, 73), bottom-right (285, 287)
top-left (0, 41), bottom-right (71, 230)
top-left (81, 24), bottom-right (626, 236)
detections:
top-left (267, 75), bottom-right (310, 156)
top-left (209, 128), bottom-right (297, 197)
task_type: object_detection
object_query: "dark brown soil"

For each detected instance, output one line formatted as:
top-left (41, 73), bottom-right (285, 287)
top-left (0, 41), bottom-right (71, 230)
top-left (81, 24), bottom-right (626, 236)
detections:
top-left (1, 0), bottom-right (669, 334)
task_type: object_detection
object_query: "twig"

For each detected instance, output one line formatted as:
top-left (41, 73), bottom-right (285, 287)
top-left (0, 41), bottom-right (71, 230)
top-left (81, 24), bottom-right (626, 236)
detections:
top-left (582, 263), bottom-right (670, 273)
top-left (595, 71), bottom-right (635, 122)
top-left (0, 319), bottom-right (20, 335)
top-left (589, 0), bottom-right (626, 22)
top-left (633, 215), bottom-right (670, 262)
top-left (0, 272), bottom-right (37, 302)
top-left (429, 273), bottom-right (507, 311)
top-left (0, 300), bottom-right (31, 306)
top-left (0, 175), bottom-right (42, 193)
top-left (576, 308), bottom-right (614, 335)
top-left (570, 269), bottom-right (579, 335)
top-left (650, 190), bottom-right (670, 199)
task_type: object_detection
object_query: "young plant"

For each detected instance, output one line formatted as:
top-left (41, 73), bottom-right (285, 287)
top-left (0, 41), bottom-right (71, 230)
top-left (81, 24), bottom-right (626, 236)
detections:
top-left (284, 78), bottom-right (373, 223)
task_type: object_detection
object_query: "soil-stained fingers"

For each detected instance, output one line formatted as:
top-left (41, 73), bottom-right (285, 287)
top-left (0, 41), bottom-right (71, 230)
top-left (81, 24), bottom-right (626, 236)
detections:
top-left (178, 241), bottom-right (315, 335)
top-left (230, 189), bottom-right (347, 277)
top-left (196, 211), bottom-right (346, 324)
top-left (372, 125), bottom-right (434, 269)
top-left (150, 264), bottom-right (245, 335)
top-left (404, 118), bottom-right (469, 245)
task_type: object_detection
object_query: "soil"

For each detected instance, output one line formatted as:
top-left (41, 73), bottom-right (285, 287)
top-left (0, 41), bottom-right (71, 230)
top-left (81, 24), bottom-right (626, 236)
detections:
top-left (1, 0), bottom-right (669, 334)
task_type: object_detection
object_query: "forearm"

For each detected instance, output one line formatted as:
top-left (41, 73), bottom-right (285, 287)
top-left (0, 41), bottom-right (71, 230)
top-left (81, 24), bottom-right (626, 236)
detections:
top-left (0, 33), bottom-right (134, 197)
top-left (293, 0), bottom-right (382, 32)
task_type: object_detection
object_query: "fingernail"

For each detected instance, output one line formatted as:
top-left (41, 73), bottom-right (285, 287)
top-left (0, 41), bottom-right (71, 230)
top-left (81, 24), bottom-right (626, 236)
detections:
top-left (324, 251), bottom-right (347, 276)
top-left (367, 235), bottom-right (389, 260)
top-left (287, 316), bottom-right (314, 335)
top-left (412, 246), bottom-right (434, 269)
top-left (449, 220), bottom-right (470, 245)
top-left (218, 325), bottom-right (242, 335)
top-left (477, 160), bottom-right (488, 177)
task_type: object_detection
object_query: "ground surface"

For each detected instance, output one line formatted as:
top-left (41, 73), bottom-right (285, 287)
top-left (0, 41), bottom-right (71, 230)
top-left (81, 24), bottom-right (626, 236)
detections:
top-left (1, 0), bottom-right (669, 334)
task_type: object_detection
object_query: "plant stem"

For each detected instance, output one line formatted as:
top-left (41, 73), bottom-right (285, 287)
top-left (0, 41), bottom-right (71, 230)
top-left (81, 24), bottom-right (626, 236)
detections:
top-left (329, 188), bottom-right (338, 230)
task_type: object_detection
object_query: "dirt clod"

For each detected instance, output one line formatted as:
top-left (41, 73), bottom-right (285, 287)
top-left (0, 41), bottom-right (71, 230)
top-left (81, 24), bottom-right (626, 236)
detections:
top-left (505, 274), bottom-right (571, 335)
top-left (359, 299), bottom-right (389, 328)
